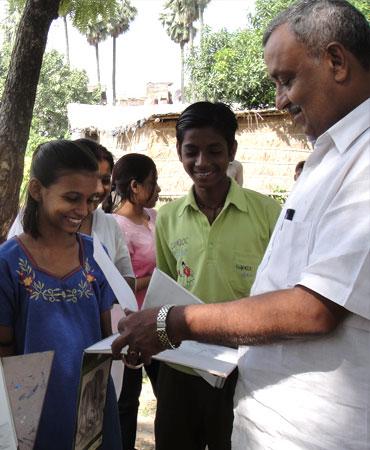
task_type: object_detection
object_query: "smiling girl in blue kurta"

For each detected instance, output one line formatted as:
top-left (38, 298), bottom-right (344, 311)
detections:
top-left (0, 140), bottom-right (121, 450)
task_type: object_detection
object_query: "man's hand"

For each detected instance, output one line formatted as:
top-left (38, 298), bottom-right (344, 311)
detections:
top-left (111, 306), bottom-right (164, 364)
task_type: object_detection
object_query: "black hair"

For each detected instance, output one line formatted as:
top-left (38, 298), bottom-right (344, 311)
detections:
top-left (263, 0), bottom-right (370, 70)
top-left (74, 138), bottom-right (114, 172)
top-left (295, 160), bottom-right (306, 172)
top-left (106, 153), bottom-right (157, 213)
top-left (23, 139), bottom-right (98, 239)
top-left (176, 101), bottom-right (238, 152)
top-left (74, 139), bottom-right (115, 212)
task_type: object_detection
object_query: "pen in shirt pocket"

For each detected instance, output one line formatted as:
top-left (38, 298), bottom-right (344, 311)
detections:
top-left (285, 209), bottom-right (295, 220)
top-left (280, 208), bottom-right (295, 229)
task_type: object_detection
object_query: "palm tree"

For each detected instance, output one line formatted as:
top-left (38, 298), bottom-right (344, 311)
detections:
top-left (62, 15), bottom-right (70, 65)
top-left (198, 0), bottom-right (211, 41)
top-left (160, 0), bottom-right (198, 102)
top-left (107, 0), bottom-right (137, 105)
top-left (85, 19), bottom-right (108, 89)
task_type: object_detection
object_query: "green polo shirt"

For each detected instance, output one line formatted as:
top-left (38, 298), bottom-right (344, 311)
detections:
top-left (156, 179), bottom-right (281, 303)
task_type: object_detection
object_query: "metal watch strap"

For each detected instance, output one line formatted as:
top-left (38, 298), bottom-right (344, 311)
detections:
top-left (156, 304), bottom-right (179, 350)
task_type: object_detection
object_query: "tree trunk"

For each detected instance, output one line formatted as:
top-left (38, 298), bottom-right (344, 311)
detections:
top-left (95, 43), bottom-right (101, 88)
top-left (199, 6), bottom-right (204, 42)
top-left (180, 42), bottom-right (185, 103)
top-left (112, 36), bottom-right (116, 106)
top-left (189, 27), bottom-right (194, 51)
top-left (0, 0), bottom-right (60, 243)
top-left (63, 15), bottom-right (70, 66)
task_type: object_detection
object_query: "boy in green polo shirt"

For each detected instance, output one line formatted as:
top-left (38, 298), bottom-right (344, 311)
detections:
top-left (154, 101), bottom-right (280, 450)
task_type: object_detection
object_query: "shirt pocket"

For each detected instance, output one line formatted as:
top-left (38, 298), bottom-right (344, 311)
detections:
top-left (282, 220), bottom-right (312, 287)
top-left (230, 251), bottom-right (263, 297)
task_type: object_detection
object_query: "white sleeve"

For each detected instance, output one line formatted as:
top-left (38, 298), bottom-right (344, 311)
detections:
top-left (7, 212), bottom-right (24, 239)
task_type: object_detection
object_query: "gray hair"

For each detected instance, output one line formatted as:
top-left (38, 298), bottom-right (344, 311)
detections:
top-left (263, 0), bottom-right (370, 70)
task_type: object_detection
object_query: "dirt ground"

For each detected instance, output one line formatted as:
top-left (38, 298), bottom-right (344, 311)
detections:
top-left (135, 376), bottom-right (156, 450)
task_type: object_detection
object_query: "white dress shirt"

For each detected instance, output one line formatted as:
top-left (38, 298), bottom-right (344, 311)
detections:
top-left (233, 99), bottom-right (370, 449)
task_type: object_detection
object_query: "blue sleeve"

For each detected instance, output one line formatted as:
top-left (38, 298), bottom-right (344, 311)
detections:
top-left (0, 257), bottom-right (17, 327)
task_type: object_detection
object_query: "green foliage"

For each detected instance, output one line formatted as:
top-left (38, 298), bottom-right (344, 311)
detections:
top-left (9, 0), bottom-right (121, 33)
top-left (107, 0), bottom-right (137, 38)
top-left (186, 27), bottom-right (274, 108)
top-left (186, 0), bottom-right (369, 108)
top-left (160, 0), bottom-right (194, 46)
top-left (349, 0), bottom-right (370, 20)
top-left (269, 186), bottom-right (288, 205)
top-left (32, 50), bottom-right (100, 139)
top-left (252, 0), bottom-right (369, 28)
top-left (251, 0), bottom-right (295, 29)
top-left (0, 38), bottom-right (99, 199)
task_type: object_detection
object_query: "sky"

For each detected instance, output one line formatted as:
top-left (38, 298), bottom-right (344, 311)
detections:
top-left (45, 0), bottom-right (256, 101)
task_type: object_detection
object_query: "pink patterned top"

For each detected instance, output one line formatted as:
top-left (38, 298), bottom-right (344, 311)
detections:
top-left (113, 208), bottom-right (156, 309)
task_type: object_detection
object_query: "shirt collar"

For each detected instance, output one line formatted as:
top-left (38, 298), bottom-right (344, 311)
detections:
top-left (178, 178), bottom-right (248, 216)
top-left (315, 98), bottom-right (370, 155)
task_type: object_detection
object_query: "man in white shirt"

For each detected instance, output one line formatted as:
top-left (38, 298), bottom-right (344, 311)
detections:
top-left (113, 1), bottom-right (370, 448)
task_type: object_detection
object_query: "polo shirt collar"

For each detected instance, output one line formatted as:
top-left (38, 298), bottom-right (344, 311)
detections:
top-left (177, 178), bottom-right (248, 216)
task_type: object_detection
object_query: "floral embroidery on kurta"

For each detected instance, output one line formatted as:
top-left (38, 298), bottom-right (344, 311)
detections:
top-left (17, 257), bottom-right (96, 303)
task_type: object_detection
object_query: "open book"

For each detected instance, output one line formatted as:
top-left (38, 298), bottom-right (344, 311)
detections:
top-left (91, 234), bottom-right (240, 388)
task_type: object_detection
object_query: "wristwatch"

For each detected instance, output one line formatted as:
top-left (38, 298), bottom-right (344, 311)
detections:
top-left (156, 304), bottom-right (180, 350)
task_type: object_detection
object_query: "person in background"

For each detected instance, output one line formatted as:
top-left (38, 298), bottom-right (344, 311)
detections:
top-left (150, 101), bottom-right (280, 450)
top-left (227, 159), bottom-right (244, 186)
top-left (74, 139), bottom-right (135, 291)
top-left (112, 1), bottom-right (370, 448)
top-left (294, 160), bottom-right (305, 181)
top-left (0, 140), bottom-right (121, 450)
top-left (107, 153), bottom-right (161, 450)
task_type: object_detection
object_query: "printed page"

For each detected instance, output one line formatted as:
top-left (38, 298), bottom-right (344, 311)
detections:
top-left (93, 232), bottom-right (138, 312)
top-left (73, 354), bottom-right (112, 450)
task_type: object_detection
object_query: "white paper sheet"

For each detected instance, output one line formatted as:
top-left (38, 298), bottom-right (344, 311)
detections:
top-left (85, 334), bottom-right (238, 379)
top-left (143, 268), bottom-right (202, 309)
top-left (85, 333), bottom-right (127, 355)
top-left (0, 360), bottom-right (18, 450)
top-left (153, 341), bottom-right (239, 378)
top-left (85, 268), bottom-right (239, 387)
top-left (93, 232), bottom-right (138, 312)
top-left (144, 269), bottom-right (239, 383)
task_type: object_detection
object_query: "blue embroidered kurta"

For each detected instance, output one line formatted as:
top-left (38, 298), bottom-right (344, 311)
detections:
top-left (0, 234), bottom-right (121, 450)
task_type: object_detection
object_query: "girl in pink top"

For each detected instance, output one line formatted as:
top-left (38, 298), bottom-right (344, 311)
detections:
top-left (114, 208), bottom-right (156, 309)
top-left (108, 153), bottom-right (161, 450)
